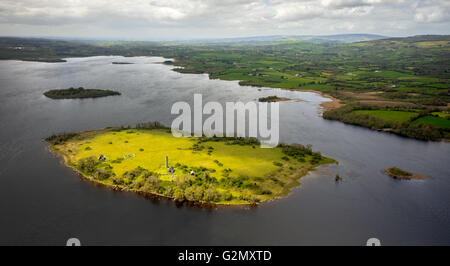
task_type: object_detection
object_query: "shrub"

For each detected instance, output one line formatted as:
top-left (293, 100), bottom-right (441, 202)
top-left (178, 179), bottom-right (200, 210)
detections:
top-left (174, 189), bottom-right (185, 201)
top-left (261, 189), bottom-right (272, 195)
top-left (311, 153), bottom-right (323, 164)
top-left (94, 168), bottom-right (112, 180)
top-left (112, 176), bottom-right (125, 185)
top-left (164, 186), bottom-right (175, 197)
top-left (77, 157), bottom-right (98, 174)
top-left (184, 186), bottom-right (204, 201)
top-left (45, 133), bottom-right (78, 145)
top-left (146, 175), bottom-right (160, 189)
top-left (203, 187), bottom-right (222, 202)
top-left (223, 191), bottom-right (233, 201)
top-left (123, 166), bottom-right (147, 180)
top-left (111, 158), bottom-right (124, 164)
top-left (135, 121), bottom-right (167, 130)
top-left (133, 179), bottom-right (145, 189)
top-left (259, 95), bottom-right (280, 102)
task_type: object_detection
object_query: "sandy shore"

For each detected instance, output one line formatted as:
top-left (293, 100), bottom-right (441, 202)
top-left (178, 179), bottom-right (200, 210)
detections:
top-left (293, 89), bottom-right (343, 111)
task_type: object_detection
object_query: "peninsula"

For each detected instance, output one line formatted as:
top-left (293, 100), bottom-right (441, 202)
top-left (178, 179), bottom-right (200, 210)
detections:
top-left (46, 123), bottom-right (336, 206)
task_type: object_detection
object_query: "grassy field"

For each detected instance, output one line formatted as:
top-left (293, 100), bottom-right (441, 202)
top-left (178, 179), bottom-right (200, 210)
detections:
top-left (411, 115), bottom-right (450, 129)
top-left (48, 128), bottom-right (335, 205)
top-left (352, 110), bottom-right (418, 123)
top-left (431, 112), bottom-right (450, 119)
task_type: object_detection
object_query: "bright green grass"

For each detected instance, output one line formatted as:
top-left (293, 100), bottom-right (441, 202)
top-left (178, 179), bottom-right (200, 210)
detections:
top-left (412, 115), bottom-right (450, 129)
top-left (352, 110), bottom-right (418, 123)
top-left (74, 130), bottom-right (285, 178)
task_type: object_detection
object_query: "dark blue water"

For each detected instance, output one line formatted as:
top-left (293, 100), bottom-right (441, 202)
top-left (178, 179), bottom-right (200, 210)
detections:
top-left (0, 56), bottom-right (449, 245)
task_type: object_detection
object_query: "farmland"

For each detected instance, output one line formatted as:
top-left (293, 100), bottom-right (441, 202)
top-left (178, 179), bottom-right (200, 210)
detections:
top-left (1, 35), bottom-right (449, 140)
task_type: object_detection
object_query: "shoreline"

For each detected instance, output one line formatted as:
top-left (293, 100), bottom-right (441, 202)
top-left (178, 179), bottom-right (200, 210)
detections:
top-left (293, 89), bottom-right (343, 111)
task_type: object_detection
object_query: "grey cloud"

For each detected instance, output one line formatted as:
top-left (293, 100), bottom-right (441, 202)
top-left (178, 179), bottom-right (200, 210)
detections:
top-left (0, 0), bottom-right (448, 39)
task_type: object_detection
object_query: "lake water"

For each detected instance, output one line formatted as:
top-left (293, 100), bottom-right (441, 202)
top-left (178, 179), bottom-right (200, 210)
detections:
top-left (0, 56), bottom-right (449, 245)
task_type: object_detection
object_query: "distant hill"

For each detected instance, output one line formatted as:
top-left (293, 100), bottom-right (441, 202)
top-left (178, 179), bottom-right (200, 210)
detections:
top-left (383, 35), bottom-right (450, 43)
top-left (194, 34), bottom-right (389, 44)
top-left (315, 34), bottom-right (388, 43)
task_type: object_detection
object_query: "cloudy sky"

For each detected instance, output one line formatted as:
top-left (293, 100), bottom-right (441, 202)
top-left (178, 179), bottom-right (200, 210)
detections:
top-left (0, 0), bottom-right (449, 40)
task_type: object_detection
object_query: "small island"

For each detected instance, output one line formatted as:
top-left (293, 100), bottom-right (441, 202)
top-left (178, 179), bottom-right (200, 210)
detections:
top-left (46, 122), bottom-right (336, 206)
top-left (383, 167), bottom-right (426, 180)
top-left (112, 62), bottom-right (134, 65)
top-left (44, 87), bottom-right (121, 99)
top-left (258, 95), bottom-right (292, 102)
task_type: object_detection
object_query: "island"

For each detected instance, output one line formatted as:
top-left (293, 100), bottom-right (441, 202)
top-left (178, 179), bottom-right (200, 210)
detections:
top-left (46, 122), bottom-right (336, 206)
top-left (112, 62), bottom-right (134, 65)
top-left (258, 96), bottom-right (292, 102)
top-left (383, 167), bottom-right (426, 180)
top-left (44, 87), bottom-right (121, 99)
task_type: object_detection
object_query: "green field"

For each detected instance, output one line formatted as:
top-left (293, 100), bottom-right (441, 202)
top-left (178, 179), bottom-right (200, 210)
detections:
top-left (352, 110), bottom-right (418, 123)
top-left (48, 128), bottom-right (335, 205)
top-left (431, 112), bottom-right (450, 119)
top-left (324, 106), bottom-right (450, 140)
top-left (412, 115), bottom-right (450, 129)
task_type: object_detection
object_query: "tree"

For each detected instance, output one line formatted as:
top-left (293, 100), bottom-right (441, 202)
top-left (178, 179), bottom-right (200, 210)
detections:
top-left (94, 168), bottom-right (111, 180)
top-left (77, 157), bottom-right (97, 174)
top-left (146, 175), bottom-right (160, 190)
top-left (223, 191), bottom-right (233, 201)
top-left (203, 187), bottom-right (222, 202)
top-left (184, 186), bottom-right (205, 201)
top-left (174, 189), bottom-right (185, 201)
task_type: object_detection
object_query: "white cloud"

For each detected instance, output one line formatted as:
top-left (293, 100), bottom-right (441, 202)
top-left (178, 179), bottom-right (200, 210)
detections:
top-left (414, 0), bottom-right (450, 23)
top-left (0, 0), bottom-right (448, 39)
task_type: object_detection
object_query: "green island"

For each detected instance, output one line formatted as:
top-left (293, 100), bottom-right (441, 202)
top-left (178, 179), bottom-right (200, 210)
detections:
top-left (46, 123), bottom-right (336, 206)
top-left (112, 62), bottom-right (134, 64)
top-left (2, 36), bottom-right (449, 140)
top-left (44, 87), bottom-right (121, 99)
top-left (258, 96), bottom-right (292, 102)
top-left (383, 167), bottom-right (426, 180)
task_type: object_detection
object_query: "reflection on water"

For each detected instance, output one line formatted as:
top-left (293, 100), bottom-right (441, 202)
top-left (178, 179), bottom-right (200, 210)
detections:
top-left (0, 56), bottom-right (449, 245)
